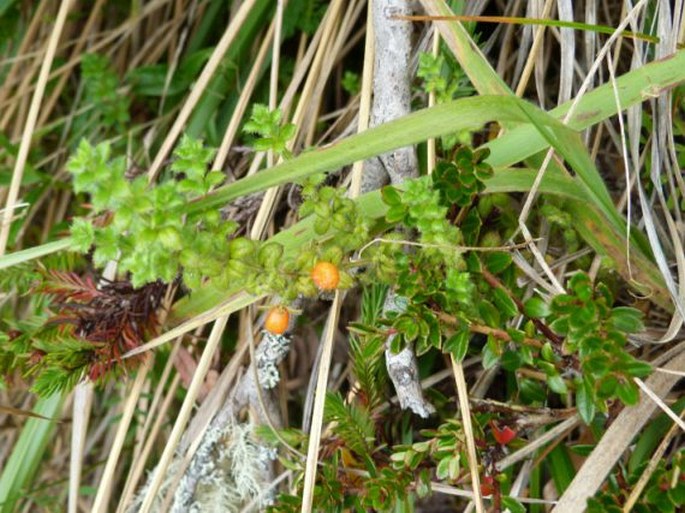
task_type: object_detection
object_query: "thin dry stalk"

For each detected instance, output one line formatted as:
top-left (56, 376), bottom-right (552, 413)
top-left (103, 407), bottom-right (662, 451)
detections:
top-left (91, 356), bottom-right (153, 512)
top-left (0, 0), bottom-right (75, 255)
top-left (622, 410), bottom-right (685, 512)
top-left (146, 0), bottom-right (259, 183)
top-left (300, 290), bottom-right (342, 513)
top-left (136, 315), bottom-right (230, 513)
top-left (450, 356), bottom-right (485, 513)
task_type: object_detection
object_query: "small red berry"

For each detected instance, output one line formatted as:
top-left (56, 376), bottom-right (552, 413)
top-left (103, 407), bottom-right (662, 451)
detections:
top-left (264, 306), bottom-right (290, 335)
top-left (310, 261), bottom-right (340, 291)
top-left (480, 475), bottom-right (495, 496)
top-left (491, 422), bottom-right (517, 446)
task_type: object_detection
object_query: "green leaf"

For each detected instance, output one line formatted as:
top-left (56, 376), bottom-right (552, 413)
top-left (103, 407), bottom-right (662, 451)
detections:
top-left (541, 342), bottom-right (556, 362)
top-left (501, 496), bottom-right (526, 513)
top-left (622, 359), bottom-right (652, 378)
top-left (205, 170), bottom-right (225, 188)
top-left (448, 455), bottom-right (460, 480)
top-left (385, 205), bottom-right (405, 223)
top-left (436, 456), bottom-right (451, 480)
top-left (500, 350), bottom-right (522, 371)
top-left (484, 251), bottom-right (512, 274)
top-left (576, 378), bottom-right (596, 424)
top-left (492, 287), bottom-right (518, 318)
top-left (381, 186), bottom-right (402, 206)
top-left (70, 219), bottom-right (95, 252)
top-left (568, 444), bottom-right (595, 456)
top-left (547, 373), bottom-right (568, 394)
top-left (482, 336), bottom-right (500, 369)
top-left (258, 242), bottom-right (284, 268)
top-left (609, 307), bottom-right (645, 333)
top-left (524, 296), bottom-right (551, 318)
top-left (444, 330), bottom-right (469, 362)
top-left (478, 300), bottom-right (500, 327)
top-left (570, 272), bottom-right (593, 302)
top-left (546, 445), bottom-right (575, 494)
top-left (616, 379), bottom-right (640, 406)
top-left (159, 226), bottom-right (182, 250)
top-left (0, 393), bottom-right (64, 513)
top-left (518, 377), bottom-right (547, 403)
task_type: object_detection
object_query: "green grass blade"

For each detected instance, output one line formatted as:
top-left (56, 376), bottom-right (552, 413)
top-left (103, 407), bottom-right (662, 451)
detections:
top-left (0, 393), bottom-right (64, 512)
top-left (0, 238), bottom-right (72, 271)
top-left (546, 444), bottom-right (575, 495)
top-left (185, 0), bottom-right (273, 139)
top-left (486, 50), bottom-right (685, 165)
top-left (628, 396), bottom-right (685, 473)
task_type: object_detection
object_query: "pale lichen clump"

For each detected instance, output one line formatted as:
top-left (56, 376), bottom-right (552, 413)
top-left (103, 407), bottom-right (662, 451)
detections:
top-left (183, 421), bottom-right (275, 512)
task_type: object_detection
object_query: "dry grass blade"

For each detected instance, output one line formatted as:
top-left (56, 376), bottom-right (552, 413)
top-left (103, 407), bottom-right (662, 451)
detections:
top-left (0, 405), bottom-right (57, 421)
top-left (301, 291), bottom-right (341, 513)
top-left (349, 0), bottom-right (374, 198)
top-left (146, 0), bottom-right (259, 183)
top-left (0, 0), bottom-right (74, 255)
top-left (451, 356), bottom-right (485, 513)
top-left (92, 356), bottom-right (151, 512)
top-left (136, 315), bottom-right (229, 513)
top-left (622, 410), bottom-right (685, 512)
top-left (633, 377), bottom-right (685, 432)
top-left (68, 383), bottom-right (92, 513)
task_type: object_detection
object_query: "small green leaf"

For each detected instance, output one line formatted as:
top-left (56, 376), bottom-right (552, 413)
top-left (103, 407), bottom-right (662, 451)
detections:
top-left (518, 377), bottom-right (547, 403)
top-left (385, 205), bottom-right (406, 223)
top-left (448, 455), bottom-right (460, 480)
top-left (492, 288), bottom-right (518, 318)
top-left (436, 456), bottom-right (451, 480)
top-left (484, 251), bottom-right (512, 274)
top-left (205, 170), bottom-right (225, 188)
top-left (524, 296), bottom-right (551, 318)
top-left (258, 242), bottom-right (284, 268)
top-left (616, 379), bottom-right (640, 406)
top-left (444, 330), bottom-right (469, 362)
top-left (381, 186), bottom-right (402, 206)
top-left (500, 350), bottom-right (522, 371)
top-left (478, 300), bottom-right (500, 327)
top-left (576, 378), bottom-right (596, 424)
top-left (313, 216), bottom-right (330, 234)
top-left (389, 334), bottom-right (405, 354)
top-left (541, 342), bottom-right (556, 362)
top-left (568, 444), bottom-right (595, 456)
top-left (228, 237), bottom-right (254, 259)
top-left (159, 226), bottom-right (182, 250)
top-left (70, 218), bottom-right (95, 252)
top-left (501, 496), bottom-right (526, 513)
top-left (609, 307), bottom-right (645, 333)
top-left (547, 373), bottom-right (568, 394)
top-left (570, 272), bottom-right (593, 301)
top-left (482, 336), bottom-right (500, 369)
top-left (622, 358), bottom-right (652, 377)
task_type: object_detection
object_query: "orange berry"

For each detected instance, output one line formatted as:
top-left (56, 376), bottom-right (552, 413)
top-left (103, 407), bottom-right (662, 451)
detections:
top-left (310, 261), bottom-right (340, 291)
top-left (264, 306), bottom-right (290, 335)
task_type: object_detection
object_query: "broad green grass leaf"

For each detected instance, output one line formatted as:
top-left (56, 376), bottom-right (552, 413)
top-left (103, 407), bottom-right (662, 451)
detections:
top-left (546, 444), bottom-right (575, 494)
top-left (0, 393), bottom-right (63, 513)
